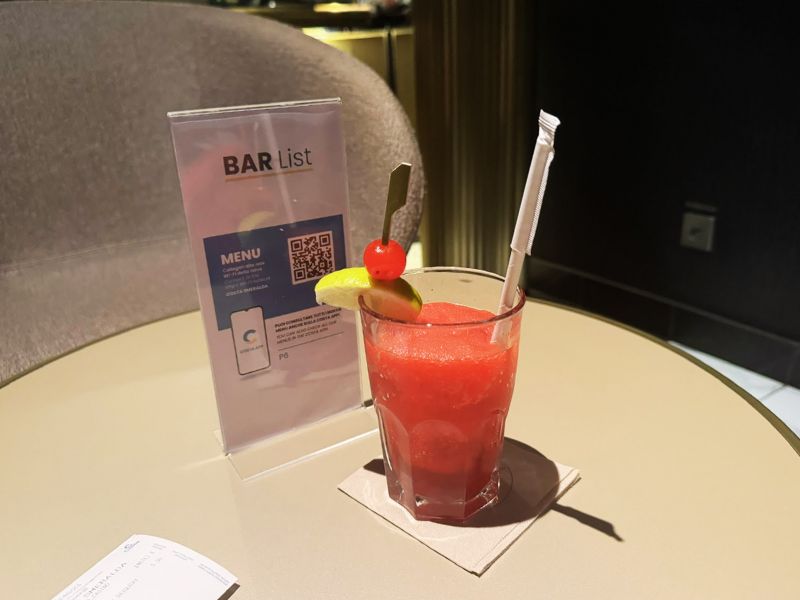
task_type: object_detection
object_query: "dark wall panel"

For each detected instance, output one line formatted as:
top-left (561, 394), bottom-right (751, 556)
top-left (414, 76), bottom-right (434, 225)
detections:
top-left (531, 2), bottom-right (800, 342)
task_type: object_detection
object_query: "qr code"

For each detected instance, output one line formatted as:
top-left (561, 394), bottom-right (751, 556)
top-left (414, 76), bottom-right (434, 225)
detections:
top-left (287, 231), bottom-right (335, 284)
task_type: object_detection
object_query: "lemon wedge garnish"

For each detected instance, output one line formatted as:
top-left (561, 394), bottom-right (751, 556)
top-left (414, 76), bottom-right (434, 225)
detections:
top-left (314, 267), bottom-right (422, 321)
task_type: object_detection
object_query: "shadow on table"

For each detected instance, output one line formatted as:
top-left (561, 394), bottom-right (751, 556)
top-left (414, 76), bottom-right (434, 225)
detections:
top-left (547, 504), bottom-right (624, 542)
top-left (363, 438), bottom-right (622, 540)
top-left (218, 583), bottom-right (240, 600)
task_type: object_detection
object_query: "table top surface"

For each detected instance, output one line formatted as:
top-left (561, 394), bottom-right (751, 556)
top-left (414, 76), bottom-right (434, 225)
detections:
top-left (2, 302), bottom-right (798, 599)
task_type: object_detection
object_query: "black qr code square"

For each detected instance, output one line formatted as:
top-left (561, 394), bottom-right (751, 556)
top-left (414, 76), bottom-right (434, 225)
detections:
top-left (287, 231), bottom-right (335, 284)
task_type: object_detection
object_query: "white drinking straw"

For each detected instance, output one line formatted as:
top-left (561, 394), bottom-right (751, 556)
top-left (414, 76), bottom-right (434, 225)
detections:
top-left (492, 110), bottom-right (560, 344)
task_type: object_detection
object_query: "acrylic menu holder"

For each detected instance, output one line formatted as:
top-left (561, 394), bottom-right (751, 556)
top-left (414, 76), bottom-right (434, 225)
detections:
top-left (169, 99), bottom-right (371, 476)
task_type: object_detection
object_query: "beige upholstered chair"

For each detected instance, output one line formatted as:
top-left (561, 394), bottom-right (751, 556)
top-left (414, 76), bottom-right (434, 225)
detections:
top-left (0, 0), bottom-right (424, 385)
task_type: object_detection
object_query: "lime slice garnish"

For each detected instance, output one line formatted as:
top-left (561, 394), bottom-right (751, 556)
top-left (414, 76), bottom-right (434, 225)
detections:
top-left (314, 267), bottom-right (423, 321)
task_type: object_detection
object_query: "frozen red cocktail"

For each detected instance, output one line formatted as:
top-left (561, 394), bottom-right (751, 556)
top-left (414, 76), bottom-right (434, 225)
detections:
top-left (360, 267), bottom-right (524, 522)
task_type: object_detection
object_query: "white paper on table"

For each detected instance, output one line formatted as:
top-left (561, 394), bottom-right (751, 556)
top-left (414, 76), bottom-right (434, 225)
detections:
top-left (51, 534), bottom-right (237, 600)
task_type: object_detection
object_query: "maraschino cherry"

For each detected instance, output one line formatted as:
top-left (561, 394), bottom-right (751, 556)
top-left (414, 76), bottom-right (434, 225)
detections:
top-left (364, 239), bottom-right (406, 280)
top-left (364, 162), bottom-right (411, 281)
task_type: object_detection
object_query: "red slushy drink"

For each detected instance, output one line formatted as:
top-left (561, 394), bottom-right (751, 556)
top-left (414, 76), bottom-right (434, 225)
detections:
top-left (360, 268), bottom-right (524, 522)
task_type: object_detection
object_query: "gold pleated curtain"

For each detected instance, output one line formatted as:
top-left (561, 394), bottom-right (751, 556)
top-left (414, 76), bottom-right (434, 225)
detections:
top-left (414, 0), bottom-right (536, 282)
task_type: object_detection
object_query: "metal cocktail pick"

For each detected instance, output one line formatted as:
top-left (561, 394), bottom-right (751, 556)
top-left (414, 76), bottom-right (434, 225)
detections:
top-left (382, 163), bottom-right (412, 244)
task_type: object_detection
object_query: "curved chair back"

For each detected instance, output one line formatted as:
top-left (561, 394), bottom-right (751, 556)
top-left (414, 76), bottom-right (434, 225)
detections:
top-left (0, 0), bottom-right (424, 384)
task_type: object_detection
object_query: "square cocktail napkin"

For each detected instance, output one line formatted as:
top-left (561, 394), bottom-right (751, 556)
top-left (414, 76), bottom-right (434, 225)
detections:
top-left (338, 439), bottom-right (580, 575)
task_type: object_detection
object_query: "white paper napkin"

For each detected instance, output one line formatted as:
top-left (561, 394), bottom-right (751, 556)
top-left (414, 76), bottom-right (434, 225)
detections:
top-left (339, 439), bottom-right (580, 575)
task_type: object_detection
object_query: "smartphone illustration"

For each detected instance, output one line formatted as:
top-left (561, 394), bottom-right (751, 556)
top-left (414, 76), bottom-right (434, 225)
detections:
top-left (230, 306), bottom-right (271, 375)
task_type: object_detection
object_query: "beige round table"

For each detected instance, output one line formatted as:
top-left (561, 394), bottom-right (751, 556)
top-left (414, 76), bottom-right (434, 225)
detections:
top-left (2, 302), bottom-right (798, 599)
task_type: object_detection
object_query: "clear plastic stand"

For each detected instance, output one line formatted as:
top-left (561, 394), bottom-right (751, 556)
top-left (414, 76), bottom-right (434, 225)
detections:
top-left (225, 403), bottom-right (377, 480)
top-left (170, 99), bottom-right (365, 455)
top-left (224, 319), bottom-right (376, 480)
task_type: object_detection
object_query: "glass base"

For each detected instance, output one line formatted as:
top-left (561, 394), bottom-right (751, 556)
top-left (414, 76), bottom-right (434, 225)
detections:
top-left (386, 467), bottom-right (502, 524)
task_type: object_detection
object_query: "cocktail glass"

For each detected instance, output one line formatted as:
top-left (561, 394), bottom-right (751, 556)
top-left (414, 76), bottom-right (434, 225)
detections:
top-left (359, 267), bottom-right (525, 523)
